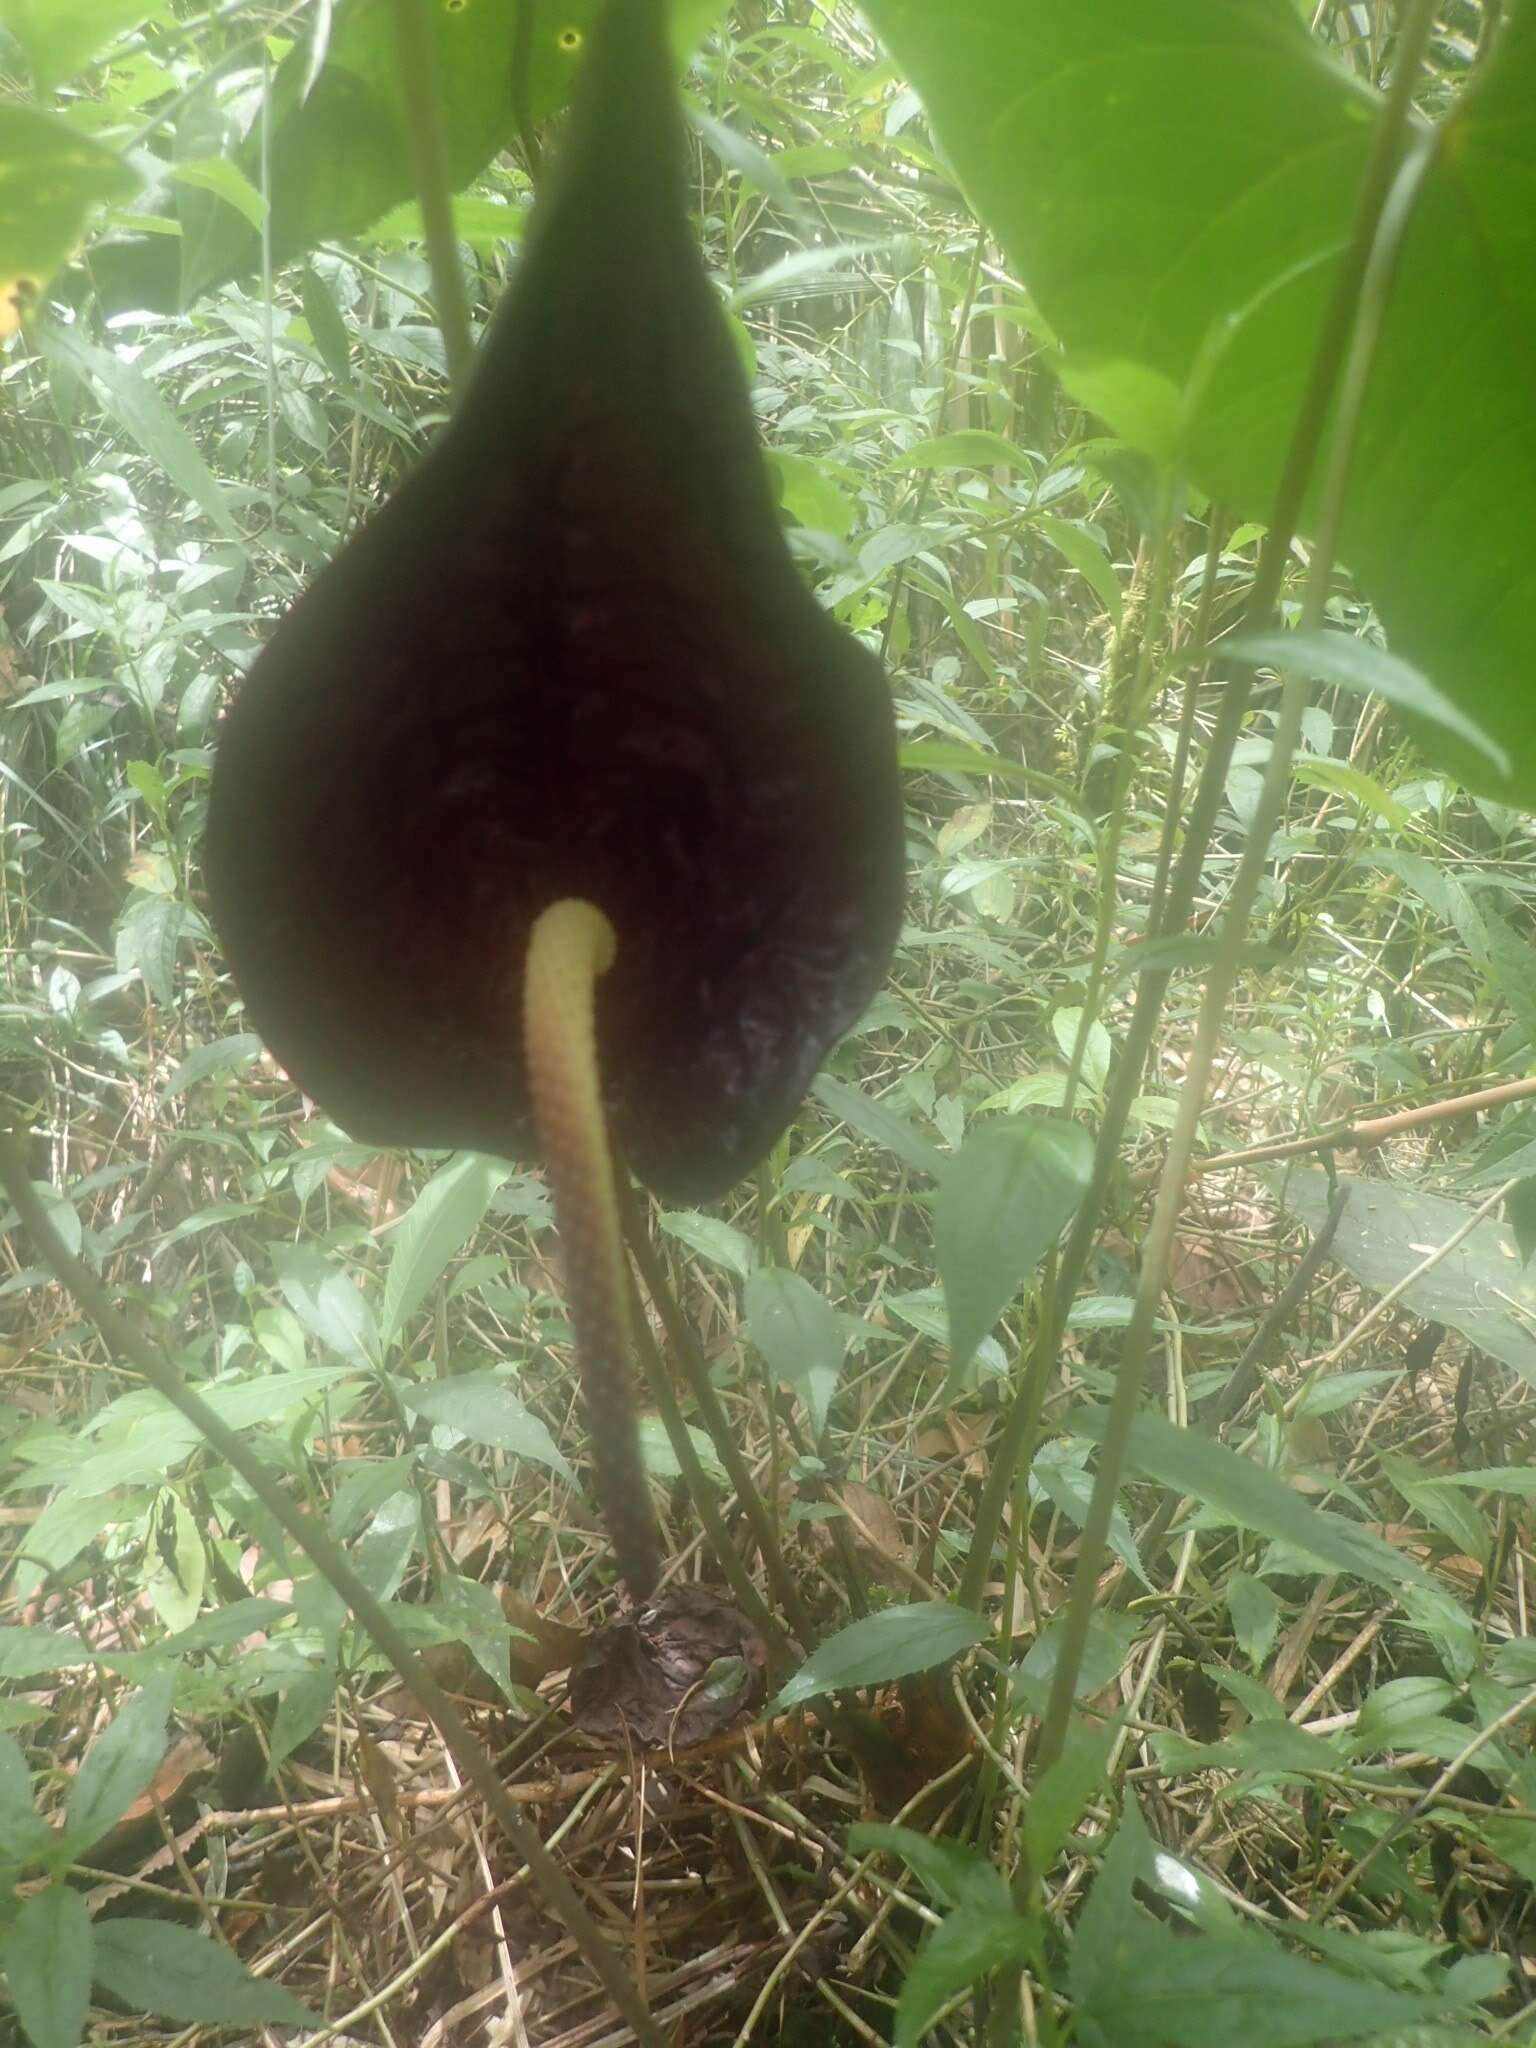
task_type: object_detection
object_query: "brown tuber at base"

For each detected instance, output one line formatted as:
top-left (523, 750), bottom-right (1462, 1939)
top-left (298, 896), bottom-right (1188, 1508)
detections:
top-left (568, 1586), bottom-right (767, 1748)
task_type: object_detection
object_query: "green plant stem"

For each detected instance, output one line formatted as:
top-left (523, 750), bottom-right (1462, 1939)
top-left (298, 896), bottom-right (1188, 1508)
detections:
top-left (619, 1223), bottom-right (793, 1669)
top-left (1033, 0), bottom-right (1442, 1774)
top-left (0, 1132), bottom-right (663, 2048)
top-left (389, 0), bottom-right (474, 393)
top-left (618, 1182), bottom-right (818, 1649)
top-left (958, 0), bottom-right (1442, 1622)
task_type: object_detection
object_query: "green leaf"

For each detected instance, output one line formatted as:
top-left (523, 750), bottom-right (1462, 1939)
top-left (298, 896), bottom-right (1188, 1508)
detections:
top-left (160, 1033), bottom-right (262, 1101)
top-left (268, 1668), bottom-right (337, 1772)
top-left (848, 1821), bottom-right (1010, 1915)
top-left (272, 1247), bottom-right (378, 1367)
top-left (168, 157), bottom-right (266, 233)
top-left (764, 449), bottom-right (856, 537)
top-left (894, 1910), bottom-right (1036, 2048)
top-left (1033, 513), bottom-right (1123, 625)
top-left (1228, 629), bottom-right (1510, 779)
top-left (898, 739), bottom-right (1081, 811)
top-left (770, 1602), bottom-right (988, 1711)
top-left (888, 429), bottom-right (1034, 472)
top-left (635, 1413), bottom-right (727, 1486)
top-left (90, 1918), bottom-right (315, 2027)
top-left (812, 1073), bottom-right (948, 1178)
top-left (2, 1884), bottom-right (93, 2048)
top-left (935, 1118), bottom-right (1092, 1376)
top-left (745, 1267), bottom-right (845, 1440)
top-left (62, 1673), bottom-right (174, 1857)
top-left (858, 0), bottom-right (1536, 805)
top-left (96, 0), bottom-right (605, 309)
top-left (1076, 1924), bottom-right (1433, 2046)
top-left (1069, 1403), bottom-right (1435, 1597)
top-left (1227, 1571), bottom-right (1282, 1669)
top-left (0, 0), bottom-right (163, 93)
top-left (1290, 757), bottom-right (1409, 830)
top-left (656, 1209), bottom-right (756, 1279)
top-left (1024, 1715), bottom-right (1116, 1874)
top-left (0, 1727), bottom-right (60, 1866)
top-left (399, 1370), bottom-right (575, 1485)
top-left (361, 192), bottom-right (528, 251)
top-left (1273, 1170), bottom-right (1536, 1391)
top-left (0, 106), bottom-right (137, 303)
top-left (379, 1153), bottom-right (511, 1347)
top-left (40, 329), bottom-right (239, 540)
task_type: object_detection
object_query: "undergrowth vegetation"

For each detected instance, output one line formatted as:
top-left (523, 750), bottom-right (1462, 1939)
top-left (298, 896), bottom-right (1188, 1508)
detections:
top-left (4, 2), bottom-right (1536, 2044)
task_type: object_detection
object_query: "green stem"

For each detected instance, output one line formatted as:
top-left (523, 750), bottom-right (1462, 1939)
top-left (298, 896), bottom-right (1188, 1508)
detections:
top-left (1034, 0), bottom-right (1442, 1773)
top-left (959, 0), bottom-right (1441, 1619)
top-left (0, 1133), bottom-right (662, 2048)
top-left (389, 0), bottom-right (475, 393)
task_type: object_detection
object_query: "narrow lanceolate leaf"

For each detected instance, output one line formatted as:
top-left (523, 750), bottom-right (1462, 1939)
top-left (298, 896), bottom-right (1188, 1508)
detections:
top-left (770, 1602), bottom-right (989, 1711)
top-left (61, 1673), bottom-right (173, 1857)
top-left (895, 1911), bottom-right (1038, 2048)
top-left (90, 1919), bottom-right (315, 2027)
top-left (1, 1885), bottom-right (93, 2048)
top-left (936, 1118), bottom-right (1093, 1377)
top-left (745, 1266), bottom-right (846, 1441)
top-left (1069, 1405), bottom-right (1435, 1596)
top-left (379, 1153), bottom-right (511, 1347)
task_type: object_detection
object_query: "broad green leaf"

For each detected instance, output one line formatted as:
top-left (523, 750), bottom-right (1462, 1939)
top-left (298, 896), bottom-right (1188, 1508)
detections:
top-left (1153, 1719), bottom-right (1341, 1781)
top-left (361, 192), bottom-right (529, 250)
top-left (1069, 1403), bottom-right (1436, 1597)
top-left (848, 1822), bottom-right (1009, 1915)
top-left (352, 1491), bottom-right (418, 1605)
top-left (0, 106), bottom-right (137, 312)
top-left (400, 1370), bottom-right (575, 1485)
top-left (770, 1602), bottom-right (988, 1711)
top-left (1228, 1571), bottom-right (1282, 1669)
top-left (0, 0), bottom-right (163, 92)
top-left (764, 449), bottom-right (856, 537)
top-left (935, 1118), bottom-right (1092, 1375)
top-left (142, 1491), bottom-right (206, 1634)
top-left (0, 1729), bottom-right (55, 1866)
top-left (1229, 629), bottom-right (1510, 779)
top-left (272, 1247), bottom-right (378, 1367)
top-left (1291, 757), bottom-right (1409, 830)
top-left (1016, 1609), bottom-right (1138, 1713)
top-left (90, 1919), bottom-right (315, 2027)
top-left (268, 1669), bottom-right (336, 1772)
top-left (379, 1153), bottom-right (510, 1347)
top-left (1033, 513), bottom-right (1123, 626)
top-left (2, 1885), bottom-right (93, 2048)
top-left (635, 1413), bottom-right (727, 1486)
top-left (1352, 1677), bottom-right (1461, 1757)
top-left (888, 430), bottom-right (1034, 472)
top-left (813, 1072), bottom-right (948, 1178)
top-left (1024, 1716), bottom-right (1116, 1874)
top-left (168, 157), bottom-right (266, 232)
top-left (1274, 1169), bottom-right (1536, 1390)
top-left (657, 1209), bottom-right (755, 1279)
top-left (894, 1910), bottom-right (1037, 2048)
top-left (745, 1267), bottom-right (845, 1440)
top-left (1076, 1923), bottom-right (1433, 2046)
top-left (859, 0), bottom-right (1536, 804)
top-left (898, 739), bottom-right (1081, 811)
top-left (62, 1673), bottom-right (174, 1856)
top-left (160, 1033), bottom-right (262, 1101)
